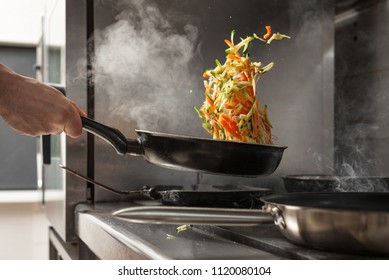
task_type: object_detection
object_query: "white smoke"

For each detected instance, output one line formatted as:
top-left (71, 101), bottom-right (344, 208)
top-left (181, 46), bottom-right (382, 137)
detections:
top-left (85, 0), bottom-right (201, 134)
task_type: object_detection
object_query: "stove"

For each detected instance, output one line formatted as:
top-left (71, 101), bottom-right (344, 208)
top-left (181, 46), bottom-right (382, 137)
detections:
top-left (53, 167), bottom-right (389, 260)
top-left (73, 201), bottom-right (388, 260)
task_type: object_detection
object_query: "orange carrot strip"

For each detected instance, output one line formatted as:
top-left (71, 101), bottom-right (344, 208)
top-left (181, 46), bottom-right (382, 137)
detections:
top-left (248, 86), bottom-right (255, 97)
top-left (224, 39), bottom-right (235, 48)
top-left (229, 116), bottom-right (239, 131)
top-left (244, 100), bottom-right (253, 108)
top-left (219, 118), bottom-right (243, 141)
top-left (243, 72), bottom-right (251, 80)
top-left (219, 114), bottom-right (231, 123)
top-left (263, 25), bottom-right (272, 39)
top-left (226, 54), bottom-right (241, 61)
top-left (206, 95), bottom-right (214, 107)
top-left (238, 108), bottom-right (250, 115)
top-left (230, 98), bottom-right (240, 105)
top-left (206, 96), bottom-right (216, 112)
top-left (220, 114), bottom-right (240, 133)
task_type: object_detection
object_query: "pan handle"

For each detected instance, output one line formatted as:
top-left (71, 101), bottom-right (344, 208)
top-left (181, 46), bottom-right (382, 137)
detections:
top-left (112, 206), bottom-right (274, 226)
top-left (81, 116), bottom-right (134, 155)
top-left (48, 86), bottom-right (127, 153)
top-left (49, 84), bottom-right (144, 156)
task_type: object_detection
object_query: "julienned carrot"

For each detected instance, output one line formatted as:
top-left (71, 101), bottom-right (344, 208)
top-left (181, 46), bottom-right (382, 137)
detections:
top-left (226, 54), bottom-right (240, 61)
top-left (238, 108), bottom-right (250, 115)
top-left (224, 39), bottom-right (235, 48)
top-left (206, 94), bottom-right (214, 108)
top-left (248, 86), bottom-right (255, 97)
top-left (219, 117), bottom-right (242, 141)
top-left (263, 25), bottom-right (272, 39)
top-left (244, 100), bottom-right (253, 108)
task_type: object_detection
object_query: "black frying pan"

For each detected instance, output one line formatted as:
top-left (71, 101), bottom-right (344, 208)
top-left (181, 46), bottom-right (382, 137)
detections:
top-left (81, 117), bottom-right (286, 177)
top-left (150, 185), bottom-right (271, 208)
top-left (282, 175), bottom-right (389, 193)
top-left (61, 165), bottom-right (271, 208)
top-left (49, 85), bottom-right (286, 177)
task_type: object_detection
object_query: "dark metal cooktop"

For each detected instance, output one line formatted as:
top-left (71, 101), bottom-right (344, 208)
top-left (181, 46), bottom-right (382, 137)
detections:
top-left (75, 201), bottom-right (388, 260)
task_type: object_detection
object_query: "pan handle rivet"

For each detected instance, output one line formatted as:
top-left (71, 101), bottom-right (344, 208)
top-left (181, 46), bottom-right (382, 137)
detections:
top-left (271, 207), bottom-right (286, 229)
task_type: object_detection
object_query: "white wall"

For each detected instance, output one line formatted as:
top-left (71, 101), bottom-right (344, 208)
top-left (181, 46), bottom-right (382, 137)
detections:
top-left (0, 201), bottom-right (49, 259)
top-left (0, 0), bottom-right (64, 46)
top-left (0, 0), bottom-right (45, 45)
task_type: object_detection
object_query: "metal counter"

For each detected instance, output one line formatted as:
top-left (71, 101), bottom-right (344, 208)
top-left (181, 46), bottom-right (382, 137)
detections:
top-left (75, 202), bottom-right (389, 260)
top-left (75, 202), bottom-right (283, 260)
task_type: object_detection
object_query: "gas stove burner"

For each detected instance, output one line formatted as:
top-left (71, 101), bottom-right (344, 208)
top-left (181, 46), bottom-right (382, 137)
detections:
top-left (143, 184), bottom-right (272, 208)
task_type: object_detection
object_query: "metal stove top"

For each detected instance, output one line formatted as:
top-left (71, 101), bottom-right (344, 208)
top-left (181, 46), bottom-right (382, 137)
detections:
top-left (75, 201), bottom-right (388, 260)
top-left (75, 202), bottom-right (282, 260)
top-left (196, 225), bottom-right (387, 260)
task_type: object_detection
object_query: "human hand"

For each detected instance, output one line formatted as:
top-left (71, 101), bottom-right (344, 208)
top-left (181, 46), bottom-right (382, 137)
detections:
top-left (0, 64), bottom-right (86, 138)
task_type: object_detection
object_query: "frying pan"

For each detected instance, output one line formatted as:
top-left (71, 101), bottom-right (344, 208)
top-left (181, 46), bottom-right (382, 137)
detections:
top-left (81, 116), bottom-right (286, 177)
top-left (49, 84), bottom-right (287, 177)
top-left (113, 192), bottom-right (389, 255)
top-left (282, 175), bottom-right (389, 193)
top-left (49, 84), bottom-right (286, 176)
top-left (61, 165), bottom-right (271, 208)
top-left (153, 185), bottom-right (271, 208)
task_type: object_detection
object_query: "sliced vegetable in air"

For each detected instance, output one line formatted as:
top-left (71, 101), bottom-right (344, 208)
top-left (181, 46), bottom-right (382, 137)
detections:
top-left (197, 25), bottom-right (290, 144)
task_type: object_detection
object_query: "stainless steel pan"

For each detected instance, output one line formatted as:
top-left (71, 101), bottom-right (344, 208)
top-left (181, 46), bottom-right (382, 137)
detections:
top-left (81, 117), bottom-right (286, 177)
top-left (113, 192), bottom-right (389, 255)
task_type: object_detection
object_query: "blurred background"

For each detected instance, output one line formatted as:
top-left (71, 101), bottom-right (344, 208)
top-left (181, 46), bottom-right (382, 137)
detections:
top-left (0, 0), bottom-right (63, 259)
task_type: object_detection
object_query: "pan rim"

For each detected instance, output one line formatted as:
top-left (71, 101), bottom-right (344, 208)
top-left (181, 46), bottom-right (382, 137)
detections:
top-left (135, 129), bottom-right (287, 150)
top-left (282, 174), bottom-right (389, 180)
top-left (261, 192), bottom-right (389, 213)
top-left (157, 188), bottom-right (272, 194)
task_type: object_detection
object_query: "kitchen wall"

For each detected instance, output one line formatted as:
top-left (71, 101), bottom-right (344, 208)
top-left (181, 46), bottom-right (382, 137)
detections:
top-left (0, 0), bottom-right (44, 45)
top-left (335, 0), bottom-right (389, 176)
top-left (86, 0), bottom-right (334, 195)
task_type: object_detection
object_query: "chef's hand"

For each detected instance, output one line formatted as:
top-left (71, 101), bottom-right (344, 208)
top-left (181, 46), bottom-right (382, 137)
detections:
top-left (0, 64), bottom-right (86, 138)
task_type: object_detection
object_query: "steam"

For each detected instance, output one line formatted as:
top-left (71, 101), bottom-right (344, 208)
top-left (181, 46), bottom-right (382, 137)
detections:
top-left (307, 142), bottom-right (388, 192)
top-left (84, 0), bottom-right (201, 134)
top-left (285, 0), bottom-right (389, 193)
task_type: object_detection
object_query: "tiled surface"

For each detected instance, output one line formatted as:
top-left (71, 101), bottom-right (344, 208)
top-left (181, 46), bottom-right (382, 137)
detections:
top-left (0, 202), bottom-right (49, 259)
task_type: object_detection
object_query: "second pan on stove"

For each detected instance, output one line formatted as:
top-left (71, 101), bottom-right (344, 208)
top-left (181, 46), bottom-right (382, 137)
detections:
top-left (144, 184), bottom-right (272, 208)
top-left (61, 165), bottom-right (272, 208)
